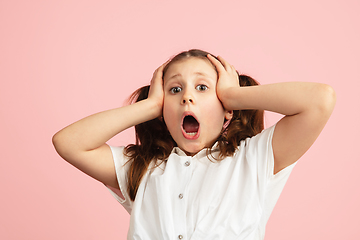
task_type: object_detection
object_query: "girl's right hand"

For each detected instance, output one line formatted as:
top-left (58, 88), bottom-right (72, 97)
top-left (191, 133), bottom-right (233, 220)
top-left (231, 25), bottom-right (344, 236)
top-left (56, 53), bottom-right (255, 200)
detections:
top-left (148, 60), bottom-right (170, 118)
top-left (53, 59), bottom-right (171, 191)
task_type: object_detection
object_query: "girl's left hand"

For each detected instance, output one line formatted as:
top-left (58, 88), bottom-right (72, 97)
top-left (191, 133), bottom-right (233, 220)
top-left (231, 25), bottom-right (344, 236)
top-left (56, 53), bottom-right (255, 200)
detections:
top-left (207, 54), bottom-right (240, 110)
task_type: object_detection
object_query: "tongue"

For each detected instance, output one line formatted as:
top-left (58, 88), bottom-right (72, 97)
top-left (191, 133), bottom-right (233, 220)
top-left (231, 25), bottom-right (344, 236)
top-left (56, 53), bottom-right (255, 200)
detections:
top-left (183, 116), bottom-right (199, 133)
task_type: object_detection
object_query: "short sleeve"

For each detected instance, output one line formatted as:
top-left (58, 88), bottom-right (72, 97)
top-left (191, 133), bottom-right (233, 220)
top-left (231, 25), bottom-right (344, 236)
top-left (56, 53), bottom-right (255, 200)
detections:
top-left (245, 124), bottom-right (297, 187)
top-left (105, 146), bottom-right (133, 214)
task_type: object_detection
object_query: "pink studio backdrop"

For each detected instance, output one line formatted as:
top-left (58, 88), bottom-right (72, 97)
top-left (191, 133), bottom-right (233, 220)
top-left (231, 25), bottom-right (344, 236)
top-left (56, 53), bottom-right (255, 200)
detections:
top-left (1, 0), bottom-right (359, 239)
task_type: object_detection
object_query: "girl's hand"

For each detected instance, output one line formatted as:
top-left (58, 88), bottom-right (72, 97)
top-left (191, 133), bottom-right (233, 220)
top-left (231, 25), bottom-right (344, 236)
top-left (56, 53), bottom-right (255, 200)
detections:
top-left (148, 60), bottom-right (170, 117)
top-left (207, 54), bottom-right (240, 110)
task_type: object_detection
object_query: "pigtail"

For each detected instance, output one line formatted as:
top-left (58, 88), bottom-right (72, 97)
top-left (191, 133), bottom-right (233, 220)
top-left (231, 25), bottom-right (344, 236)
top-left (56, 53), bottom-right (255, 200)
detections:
top-left (124, 86), bottom-right (176, 201)
top-left (217, 74), bottom-right (264, 158)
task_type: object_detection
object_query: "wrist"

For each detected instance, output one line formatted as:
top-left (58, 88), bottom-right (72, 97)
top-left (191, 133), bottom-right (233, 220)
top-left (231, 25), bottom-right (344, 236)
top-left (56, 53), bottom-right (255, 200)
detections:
top-left (144, 98), bottom-right (163, 119)
top-left (218, 87), bottom-right (238, 110)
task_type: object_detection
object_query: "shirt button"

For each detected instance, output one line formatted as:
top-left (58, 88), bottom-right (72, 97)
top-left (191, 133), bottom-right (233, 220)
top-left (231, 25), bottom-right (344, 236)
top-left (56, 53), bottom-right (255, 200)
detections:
top-left (178, 193), bottom-right (183, 199)
top-left (184, 161), bottom-right (190, 167)
top-left (178, 235), bottom-right (183, 239)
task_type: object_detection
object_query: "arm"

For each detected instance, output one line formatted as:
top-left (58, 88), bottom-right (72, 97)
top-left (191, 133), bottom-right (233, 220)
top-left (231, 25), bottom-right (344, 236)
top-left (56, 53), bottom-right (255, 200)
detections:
top-left (52, 62), bottom-right (167, 188)
top-left (208, 55), bottom-right (336, 174)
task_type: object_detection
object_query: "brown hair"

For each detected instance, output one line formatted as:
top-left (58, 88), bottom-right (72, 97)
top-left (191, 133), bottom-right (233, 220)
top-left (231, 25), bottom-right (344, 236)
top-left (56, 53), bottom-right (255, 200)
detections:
top-left (124, 49), bottom-right (264, 201)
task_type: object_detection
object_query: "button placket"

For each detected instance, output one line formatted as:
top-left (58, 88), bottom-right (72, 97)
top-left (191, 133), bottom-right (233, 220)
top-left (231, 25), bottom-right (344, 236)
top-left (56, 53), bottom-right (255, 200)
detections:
top-left (179, 159), bottom-right (191, 200)
top-left (174, 156), bottom-right (192, 240)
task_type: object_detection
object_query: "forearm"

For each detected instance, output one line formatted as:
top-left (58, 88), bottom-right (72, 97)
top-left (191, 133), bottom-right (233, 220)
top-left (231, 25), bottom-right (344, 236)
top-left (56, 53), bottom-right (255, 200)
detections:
top-left (52, 98), bottom-right (161, 153)
top-left (222, 82), bottom-right (336, 116)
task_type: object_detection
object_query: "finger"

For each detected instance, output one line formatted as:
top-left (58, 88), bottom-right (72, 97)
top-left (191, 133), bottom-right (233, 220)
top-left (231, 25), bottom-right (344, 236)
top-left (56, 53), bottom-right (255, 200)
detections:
top-left (152, 59), bottom-right (171, 80)
top-left (153, 59), bottom-right (171, 74)
top-left (160, 59), bottom-right (171, 69)
top-left (207, 54), bottom-right (226, 73)
top-left (157, 59), bottom-right (172, 80)
top-left (160, 59), bottom-right (172, 72)
top-left (217, 55), bottom-right (232, 71)
top-left (230, 65), bottom-right (238, 75)
top-left (218, 56), bottom-right (238, 76)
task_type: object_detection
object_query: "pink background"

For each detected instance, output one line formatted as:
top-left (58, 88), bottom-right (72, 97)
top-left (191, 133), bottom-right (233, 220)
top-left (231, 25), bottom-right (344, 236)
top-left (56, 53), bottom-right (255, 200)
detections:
top-left (1, 0), bottom-right (359, 239)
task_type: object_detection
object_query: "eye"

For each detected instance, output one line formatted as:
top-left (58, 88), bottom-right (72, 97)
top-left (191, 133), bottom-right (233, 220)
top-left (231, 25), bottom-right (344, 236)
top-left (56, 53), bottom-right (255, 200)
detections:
top-left (196, 84), bottom-right (208, 91)
top-left (170, 86), bottom-right (182, 94)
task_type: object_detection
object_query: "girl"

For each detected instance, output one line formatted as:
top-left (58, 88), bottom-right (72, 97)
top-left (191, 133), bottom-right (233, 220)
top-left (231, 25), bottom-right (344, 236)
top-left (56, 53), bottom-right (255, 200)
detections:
top-left (52, 49), bottom-right (336, 239)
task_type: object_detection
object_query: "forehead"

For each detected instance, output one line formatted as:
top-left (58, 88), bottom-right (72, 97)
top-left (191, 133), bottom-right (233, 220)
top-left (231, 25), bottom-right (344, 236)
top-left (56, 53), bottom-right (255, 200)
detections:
top-left (163, 57), bottom-right (217, 81)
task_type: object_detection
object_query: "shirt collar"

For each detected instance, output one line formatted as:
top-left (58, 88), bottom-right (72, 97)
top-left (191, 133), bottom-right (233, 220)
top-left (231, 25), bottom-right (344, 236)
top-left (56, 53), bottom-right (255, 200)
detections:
top-left (170, 142), bottom-right (220, 159)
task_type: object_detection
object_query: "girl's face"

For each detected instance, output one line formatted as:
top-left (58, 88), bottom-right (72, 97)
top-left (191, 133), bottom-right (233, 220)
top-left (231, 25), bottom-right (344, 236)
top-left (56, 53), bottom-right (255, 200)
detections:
top-left (163, 57), bottom-right (233, 156)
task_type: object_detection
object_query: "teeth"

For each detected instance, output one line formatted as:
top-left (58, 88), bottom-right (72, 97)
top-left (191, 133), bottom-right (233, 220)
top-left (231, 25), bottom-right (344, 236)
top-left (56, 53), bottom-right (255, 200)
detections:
top-left (185, 132), bottom-right (197, 136)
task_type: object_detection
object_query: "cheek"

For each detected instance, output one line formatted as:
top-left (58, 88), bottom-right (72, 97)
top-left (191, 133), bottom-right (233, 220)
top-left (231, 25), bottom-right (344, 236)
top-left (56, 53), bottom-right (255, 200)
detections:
top-left (163, 102), bottom-right (176, 127)
top-left (210, 113), bottom-right (226, 130)
top-left (162, 98), bottom-right (170, 116)
top-left (204, 101), bottom-right (227, 128)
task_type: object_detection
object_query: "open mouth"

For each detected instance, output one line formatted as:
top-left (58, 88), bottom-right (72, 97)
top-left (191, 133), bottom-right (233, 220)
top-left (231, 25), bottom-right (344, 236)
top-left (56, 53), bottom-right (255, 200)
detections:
top-left (182, 115), bottom-right (199, 137)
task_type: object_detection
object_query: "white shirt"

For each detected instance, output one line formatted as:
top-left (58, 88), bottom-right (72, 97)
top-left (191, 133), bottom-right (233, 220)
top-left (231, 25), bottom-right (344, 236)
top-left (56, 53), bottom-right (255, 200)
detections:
top-left (107, 124), bottom-right (296, 240)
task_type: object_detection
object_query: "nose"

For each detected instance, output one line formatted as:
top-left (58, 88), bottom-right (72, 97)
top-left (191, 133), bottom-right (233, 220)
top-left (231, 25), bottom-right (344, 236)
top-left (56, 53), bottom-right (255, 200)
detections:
top-left (182, 97), bottom-right (193, 104)
top-left (181, 90), bottom-right (194, 104)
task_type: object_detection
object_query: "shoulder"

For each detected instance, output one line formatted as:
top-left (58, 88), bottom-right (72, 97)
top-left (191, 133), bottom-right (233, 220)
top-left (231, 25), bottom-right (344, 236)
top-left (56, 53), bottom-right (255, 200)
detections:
top-left (109, 145), bottom-right (131, 166)
top-left (242, 124), bottom-right (276, 153)
top-left (234, 125), bottom-right (277, 177)
top-left (109, 145), bottom-right (125, 157)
